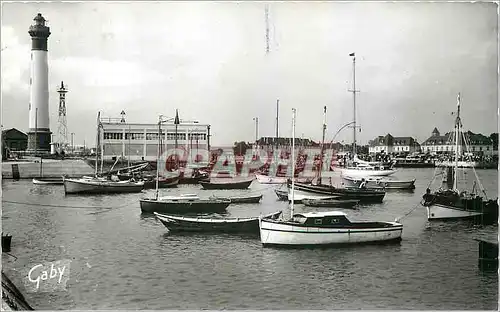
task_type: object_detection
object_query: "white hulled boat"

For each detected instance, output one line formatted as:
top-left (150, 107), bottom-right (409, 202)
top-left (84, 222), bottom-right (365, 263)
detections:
top-left (259, 103), bottom-right (403, 247)
top-left (63, 112), bottom-right (144, 194)
top-left (421, 93), bottom-right (498, 224)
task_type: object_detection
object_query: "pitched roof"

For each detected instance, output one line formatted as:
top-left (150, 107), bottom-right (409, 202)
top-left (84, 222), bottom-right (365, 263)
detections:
top-left (422, 131), bottom-right (492, 146)
top-left (2, 128), bottom-right (27, 138)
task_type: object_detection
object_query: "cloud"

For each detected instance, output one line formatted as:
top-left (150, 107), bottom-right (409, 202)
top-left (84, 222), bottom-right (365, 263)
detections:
top-left (1, 26), bottom-right (31, 93)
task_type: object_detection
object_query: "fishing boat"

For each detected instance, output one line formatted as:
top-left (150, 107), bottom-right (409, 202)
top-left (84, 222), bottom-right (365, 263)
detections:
top-left (142, 174), bottom-right (180, 189)
top-left (421, 93), bottom-right (498, 224)
top-left (256, 173), bottom-right (313, 184)
top-left (259, 105), bottom-right (403, 247)
top-left (287, 192), bottom-right (341, 204)
top-left (32, 177), bottom-right (64, 185)
top-left (139, 115), bottom-right (232, 214)
top-left (210, 194), bottom-right (263, 204)
top-left (154, 210), bottom-right (282, 233)
top-left (63, 176), bottom-right (145, 194)
top-left (290, 181), bottom-right (386, 203)
top-left (63, 112), bottom-right (144, 194)
top-left (140, 194), bottom-right (231, 214)
top-left (340, 163), bottom-right (397, 178)
top-left (302, 198), bottom-right (360, 208)
top-left (259, 211), bottom-right (403, 246)
top-left (199, 177), bottom-right (254, 190)
top-left (340, 175), bottom-right (416, 190)
top-left (256, 173), bottom-right (287, 184)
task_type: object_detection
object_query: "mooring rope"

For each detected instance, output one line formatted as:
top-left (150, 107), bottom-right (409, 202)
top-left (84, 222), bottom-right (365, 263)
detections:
top-left (395, 168), bottom-right (443, 223)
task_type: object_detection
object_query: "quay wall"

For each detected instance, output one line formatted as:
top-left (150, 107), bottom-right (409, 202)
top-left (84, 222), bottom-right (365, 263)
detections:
top-left (2, 159), bottom-right (94, 179)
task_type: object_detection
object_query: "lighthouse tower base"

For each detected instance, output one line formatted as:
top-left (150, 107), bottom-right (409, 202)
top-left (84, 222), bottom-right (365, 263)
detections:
top-left (26, 129), bottom-right (52, 155)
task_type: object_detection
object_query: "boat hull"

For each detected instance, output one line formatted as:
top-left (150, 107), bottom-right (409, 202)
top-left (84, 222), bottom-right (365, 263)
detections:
top-left (291, 182), bottom-right (386, 203)
top-left (340, 168), bottom-right (397, 177)
top-left (229, 195), bottom-right (263, 204)
top-left (341, 176), bottom-right (416, 190)
top-left (426, 204), bottom-right (484, 220)
top-left (256, 174), bottom-right (287, 184)
top-left (435, 161), bottom-right (478, 168)
top-left (200, 179), bottom-right (254, 190)
top-left (32, 177), bottom-right (64, 185)
top-left (142, 177), bottom-right (180, 189)
top-left (287, 189), bottom-right (340, 203)
top-left (422, 191), bottom-right (498, 224)
top-left (139, 198), bottom-right (231, 214)
top-left (259, 219), bottom-right (403, 246)
top-left (63, 178), bottom-right (144, 194)
top-left (302, 198), bottom-right (360, 208)
top-left (155, 211), bottom-right (281, 233)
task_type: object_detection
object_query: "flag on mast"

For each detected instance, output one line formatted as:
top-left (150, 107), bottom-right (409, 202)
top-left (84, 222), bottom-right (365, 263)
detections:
top-left (349, 52), bottom-right (355, 57)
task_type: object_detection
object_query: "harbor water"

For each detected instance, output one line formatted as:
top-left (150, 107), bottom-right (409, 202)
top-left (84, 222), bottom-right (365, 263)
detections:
top-left (1, 168), bottom-right (498, 310)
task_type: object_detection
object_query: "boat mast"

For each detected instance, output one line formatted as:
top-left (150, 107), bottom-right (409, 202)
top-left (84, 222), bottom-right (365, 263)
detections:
top-left (100, 121), bottom-right (104, 175)
top-left (94, 112), bottom-right (100, 177)
top-left (318, 106), bottom-right (327, 184)
top-left (453, 93), bottom-right (461, 192)
top-left (349, 52), bottom-right (358, 158)
top-left (127, 124), bottom-right (131, 168)
top-left (290, 108), bottom-right (296, 219)
top-left (155, 116), bottom-right (161, 200)
top-left (275, 99), bottom-right (279, 150)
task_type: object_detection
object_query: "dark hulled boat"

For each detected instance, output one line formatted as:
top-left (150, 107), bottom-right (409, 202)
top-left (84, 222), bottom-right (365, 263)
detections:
top-left (199, 177), bottom-right (254, 190)
top-left (210, 194), bottom-right (263, 204)
top-left (421, 94), bottom-right (499, 225)
top-left (289, 181), bottom-right (386, 203)
top-left (154, 210), bottom-right (282, 233)
top-left (142, 175), bottom-right (180, 189)
top-left (139, 194), bottom-right (231, 214)
top-left (302, 198), bottom-right (360, 208)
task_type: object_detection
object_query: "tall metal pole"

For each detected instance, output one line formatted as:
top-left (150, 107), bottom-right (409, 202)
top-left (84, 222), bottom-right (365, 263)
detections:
top-left (71, 132), bottom-right (74, 154)
top-left (155, 116), bottom-right (161, 200)
top-left (253, 117), bottom-right (259, 142)
top-left (290, 108), bottom-right (296, 219)
top-left (352, 54), bottom-right (357, 157)
top-left (453, 93), bottom-right (461, 192)
top-left (275, 99), bottom-right (279, 149)
top-left (319, 106), bottom-right (327, 184)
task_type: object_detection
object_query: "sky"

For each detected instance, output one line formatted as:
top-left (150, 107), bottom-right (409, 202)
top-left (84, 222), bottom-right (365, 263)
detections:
top-left (1, 1), bottom-right (498, 147)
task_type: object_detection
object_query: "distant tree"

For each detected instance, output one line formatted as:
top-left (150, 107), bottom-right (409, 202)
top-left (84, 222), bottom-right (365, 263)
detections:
top-left (489, 133), bottom-right (498, 150)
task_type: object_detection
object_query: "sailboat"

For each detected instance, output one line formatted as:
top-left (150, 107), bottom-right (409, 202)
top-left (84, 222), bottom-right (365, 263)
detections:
top-left (339, 52), bottom-right (396, 177)
top-left (259, 108), bottom-right (403, 247)
top-left (63, 112), bottom-right (145, 194)
top-left (139, 115), bottom-right (231, 214)
top-left (421, 94), bottom-right (498, 224)
top-left (289, 105), bottom-right (386, 203)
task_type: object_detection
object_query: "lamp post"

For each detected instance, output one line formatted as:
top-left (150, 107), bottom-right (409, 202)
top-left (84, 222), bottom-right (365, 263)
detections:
top-left (253, 117), bottom-right (259, 142)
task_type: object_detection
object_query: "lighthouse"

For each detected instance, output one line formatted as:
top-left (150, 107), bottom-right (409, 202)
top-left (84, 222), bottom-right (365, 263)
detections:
top-left (27, 13), bottom-right (51, 154)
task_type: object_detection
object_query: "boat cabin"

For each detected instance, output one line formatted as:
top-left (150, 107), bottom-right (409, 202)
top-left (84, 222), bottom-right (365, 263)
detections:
top-left (291, 211), bottom-right (352, 226)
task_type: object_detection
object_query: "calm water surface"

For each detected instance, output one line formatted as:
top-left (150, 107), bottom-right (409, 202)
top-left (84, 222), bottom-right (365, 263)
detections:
top-left (2, 168), bottom-right (498, 310)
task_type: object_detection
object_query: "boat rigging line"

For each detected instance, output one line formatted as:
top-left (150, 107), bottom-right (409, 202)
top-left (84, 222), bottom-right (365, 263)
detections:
top-left (1, 198), bottom-right (138, 209)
